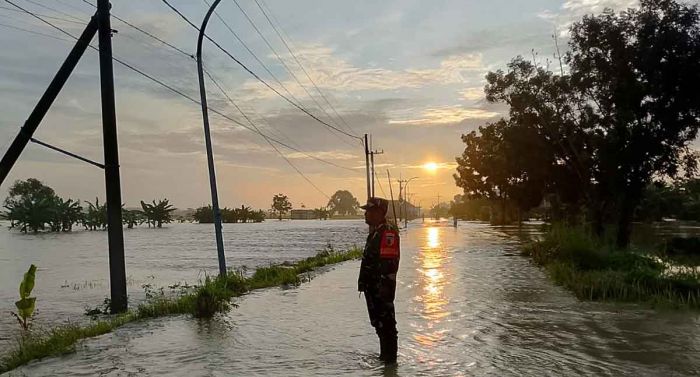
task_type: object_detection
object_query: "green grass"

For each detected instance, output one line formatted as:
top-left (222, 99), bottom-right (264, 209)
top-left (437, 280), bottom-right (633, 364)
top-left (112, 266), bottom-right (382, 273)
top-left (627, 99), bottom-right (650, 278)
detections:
top-left (522, 225), bottom-right (700, 308)
top-left (0, 246), bottom-right (361, 373)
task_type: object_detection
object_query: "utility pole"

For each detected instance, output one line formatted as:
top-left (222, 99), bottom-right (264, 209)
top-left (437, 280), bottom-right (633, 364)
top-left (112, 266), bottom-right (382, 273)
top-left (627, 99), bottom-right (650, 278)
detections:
top-left (198, 0), bottom-right (227, 276)
top-left (364, 134), bottom-right (370, 201)
top-left (98, 0), bottom-right (127, 313)
top-left (369, 145), bottom-right (383, 198)
top-left (397, 177), bottom-right (418, 228)
top-left (0, 1), bottom-right (128, 313)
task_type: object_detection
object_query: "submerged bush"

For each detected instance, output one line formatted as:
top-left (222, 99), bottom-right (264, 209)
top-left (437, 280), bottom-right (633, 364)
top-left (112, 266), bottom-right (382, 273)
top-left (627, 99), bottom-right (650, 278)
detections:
top-left (524, 225), bottom-right (700, 308)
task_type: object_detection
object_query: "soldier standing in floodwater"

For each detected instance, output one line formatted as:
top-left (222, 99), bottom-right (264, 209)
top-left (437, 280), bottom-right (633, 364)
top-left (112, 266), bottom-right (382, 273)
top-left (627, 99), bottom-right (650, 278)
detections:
top-left (358, 197), bottom-right (400, 363)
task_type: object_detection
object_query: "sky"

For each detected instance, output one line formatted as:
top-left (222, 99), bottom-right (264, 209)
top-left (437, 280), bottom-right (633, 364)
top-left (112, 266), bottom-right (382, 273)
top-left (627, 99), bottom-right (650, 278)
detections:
top-left (0, 0), bottom-right (692, 210)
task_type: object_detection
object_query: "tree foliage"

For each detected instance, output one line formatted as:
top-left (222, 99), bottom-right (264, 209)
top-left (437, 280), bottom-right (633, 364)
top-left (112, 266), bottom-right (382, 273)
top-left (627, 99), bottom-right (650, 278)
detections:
top-left (455, 0), bottom-right (700, 246)
top-left (271, 194), bottom-right (292, 221)
top-left (193, 204), bottom-right (265, 223)
top-left (326, 190), bottom-right (360, 217)
top-left (3, 179), bottom-right (80, 233)
top-left (140, 199), bottom-right (176, 228)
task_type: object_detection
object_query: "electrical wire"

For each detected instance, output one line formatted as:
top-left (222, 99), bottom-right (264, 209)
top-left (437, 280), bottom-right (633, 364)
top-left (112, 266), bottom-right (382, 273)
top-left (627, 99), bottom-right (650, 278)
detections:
top-left (3, 0), bottom-right (359, 174)
top-left (208, 0), bottom-right (358, 150)
top-left (22, 0), bottom-right (85, 23)
top-left (253, 0), bottom-right (359, 136)
top-left (81, 0), bottom-right (194, 59)
top-left (229, 0), bottom-right (354, 147)
top-left (204, 67), bottom-right (330, 199)
top-left (75, 0), bottom-right (356, 172)
top-left (203, 0), bottom-right (302, 113)
top-left (160, 0), bottom-right (364, 143)
top-left (0, 4), bottom-right (86, 24)
top-left (0, 19), bottom-right (72, 41)
top-left (201, 0), bottom-right (309, 149)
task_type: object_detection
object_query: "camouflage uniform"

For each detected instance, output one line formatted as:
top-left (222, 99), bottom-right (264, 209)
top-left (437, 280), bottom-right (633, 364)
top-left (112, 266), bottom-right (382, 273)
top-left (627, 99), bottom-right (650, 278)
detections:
top-left (358, 222), bottom-right (400, 363)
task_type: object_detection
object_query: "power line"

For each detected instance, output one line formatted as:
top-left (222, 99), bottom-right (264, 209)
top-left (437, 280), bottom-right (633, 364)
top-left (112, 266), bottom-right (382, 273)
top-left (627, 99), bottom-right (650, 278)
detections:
top-left (204, 67), bottom-right (330, 199)
top-left (209, 0), bottom-right (358, 150)
top-left (0, 20), bottom-right (72, 41)
top-left (230, 0), bottom-right (354, 147)
top-left (201, 0), bottom-right (311, 150)
top-left (22, 0), bottom-right (85, 23)
top-left (0, 4), bottom-right (86, 25)
top-left (76, 1), bottom-right (356, 172)
top-left (203, 0), bottom-right (302, 113)
top-left (81, 0), bottom-right (194, 59)
top-left (374, 164), bottom-right (387, 197)
top-left (160, 0), bottom-right (363, 143)
top-left (254, 0), bottom-right (358, 136)
top-left (3, 0), bottom-right (359, 174)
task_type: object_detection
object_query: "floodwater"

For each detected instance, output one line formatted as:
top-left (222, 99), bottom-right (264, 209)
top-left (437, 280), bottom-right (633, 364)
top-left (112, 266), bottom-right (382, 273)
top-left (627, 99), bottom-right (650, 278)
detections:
top-left (0, 220), bottom-right (366, 344)
top-left (3, 221), bottom-right (700, 376)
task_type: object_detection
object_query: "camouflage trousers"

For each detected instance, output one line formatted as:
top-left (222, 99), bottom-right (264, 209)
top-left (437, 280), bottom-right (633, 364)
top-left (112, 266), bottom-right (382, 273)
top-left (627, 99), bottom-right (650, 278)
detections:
top-left (364, 290), bottom-right (396, 336)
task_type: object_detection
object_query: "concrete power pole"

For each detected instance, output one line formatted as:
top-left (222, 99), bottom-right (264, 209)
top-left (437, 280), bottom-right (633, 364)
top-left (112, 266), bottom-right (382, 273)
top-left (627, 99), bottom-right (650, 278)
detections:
top-left (0, 1), bottom-right (128, 312)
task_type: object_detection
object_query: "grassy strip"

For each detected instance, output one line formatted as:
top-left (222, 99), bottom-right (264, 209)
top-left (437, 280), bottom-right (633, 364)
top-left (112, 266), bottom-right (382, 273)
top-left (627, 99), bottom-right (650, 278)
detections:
top-left (522, 225), bottom-right (700, 308)
top-left (0, 246), bottom-right (362, 373)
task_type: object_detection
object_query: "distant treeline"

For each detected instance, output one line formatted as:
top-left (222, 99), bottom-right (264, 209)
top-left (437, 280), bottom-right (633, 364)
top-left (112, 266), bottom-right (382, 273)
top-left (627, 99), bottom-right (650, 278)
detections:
top-left (449, 179), bottom-right (700, 224)
top-left (193, 205), bottom-right (265, 223)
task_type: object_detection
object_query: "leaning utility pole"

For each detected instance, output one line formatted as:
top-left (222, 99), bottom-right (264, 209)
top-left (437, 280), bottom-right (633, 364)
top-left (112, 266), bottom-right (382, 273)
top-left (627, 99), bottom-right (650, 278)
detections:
top-left (198, 0), bottom-right (227, 276)
top-left (0, 0), bottom-right (128, 313)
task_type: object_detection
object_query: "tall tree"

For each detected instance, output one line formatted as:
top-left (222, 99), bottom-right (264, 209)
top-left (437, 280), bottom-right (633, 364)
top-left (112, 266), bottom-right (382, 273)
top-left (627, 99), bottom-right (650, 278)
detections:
top-left (271, 194), bottom-right (292, 221)
top-left (3, 179), bottom-right (58, 233)
top-left (326, 190), bottom-right (360, 217)
top-left (456, 0), bottom-right (700, 246)
top-left (567, 0), bottom-right (700, 246)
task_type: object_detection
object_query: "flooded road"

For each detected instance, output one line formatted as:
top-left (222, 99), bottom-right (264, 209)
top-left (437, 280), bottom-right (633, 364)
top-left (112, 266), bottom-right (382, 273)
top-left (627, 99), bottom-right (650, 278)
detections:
top-left (5, 221), bottom-right (700, 376)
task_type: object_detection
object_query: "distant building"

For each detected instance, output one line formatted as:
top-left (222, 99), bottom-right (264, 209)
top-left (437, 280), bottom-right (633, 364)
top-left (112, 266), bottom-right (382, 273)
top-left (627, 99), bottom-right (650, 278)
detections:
top-left (291, 209), bottom-right (316, 220)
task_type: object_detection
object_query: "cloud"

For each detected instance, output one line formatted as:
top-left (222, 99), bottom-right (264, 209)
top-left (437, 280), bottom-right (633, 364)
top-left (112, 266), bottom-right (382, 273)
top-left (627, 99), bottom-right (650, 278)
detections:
top-left (286, 151), bottom-right (359, 161)
top-left (237, 46), bottom-right (486, 101)
top-left (459, 87), bottom-right (485, 102)
top-left (539, 0), bottom-right (640, 33)
top-left (389, 105), bottom-right (500, 126)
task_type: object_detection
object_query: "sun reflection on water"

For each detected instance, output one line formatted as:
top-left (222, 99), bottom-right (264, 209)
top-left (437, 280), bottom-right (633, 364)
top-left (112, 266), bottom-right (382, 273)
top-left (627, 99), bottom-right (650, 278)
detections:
top-left (415, 226), bottom-right (450, 347)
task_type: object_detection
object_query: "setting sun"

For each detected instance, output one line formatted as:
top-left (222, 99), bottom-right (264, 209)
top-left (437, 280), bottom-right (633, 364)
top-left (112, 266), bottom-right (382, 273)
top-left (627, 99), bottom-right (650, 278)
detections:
top-left (424, 162), bottom-right (438, 173)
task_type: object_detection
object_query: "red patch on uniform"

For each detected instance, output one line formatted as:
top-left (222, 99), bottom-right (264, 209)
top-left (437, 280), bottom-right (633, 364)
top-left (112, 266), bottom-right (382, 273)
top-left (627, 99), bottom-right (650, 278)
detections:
top-left (380, 230), bottom-right (400, 260)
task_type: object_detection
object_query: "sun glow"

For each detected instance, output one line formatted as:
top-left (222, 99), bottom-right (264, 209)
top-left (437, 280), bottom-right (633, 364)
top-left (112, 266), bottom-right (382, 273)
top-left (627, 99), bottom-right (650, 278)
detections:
top-left (424, 162), bottom-right (438, 173)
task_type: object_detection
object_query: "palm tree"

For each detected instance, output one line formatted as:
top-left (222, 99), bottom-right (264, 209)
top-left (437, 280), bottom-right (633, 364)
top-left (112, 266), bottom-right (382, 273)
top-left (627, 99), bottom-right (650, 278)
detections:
top-left (52, 198), bottom-right (83, 232)
top-left (221, 207), bottom-right (238, 223)
top-left (250, 209), bottom-right (265, 223)
top-left (238, 205), bottom-right (251, 223)
top-left (140, 199), bottom-right (176, 228)
top-left (122, 209), bottom-right (145, 229)
top-left (4, 196), bottom-right (54, 233)
top-left (84, 198), bottom-right (107, 231)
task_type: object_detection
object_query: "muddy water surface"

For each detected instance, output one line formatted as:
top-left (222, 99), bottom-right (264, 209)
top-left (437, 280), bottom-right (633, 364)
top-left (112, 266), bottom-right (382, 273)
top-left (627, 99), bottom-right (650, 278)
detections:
top-left (4, 221), bottom-right (700, 376)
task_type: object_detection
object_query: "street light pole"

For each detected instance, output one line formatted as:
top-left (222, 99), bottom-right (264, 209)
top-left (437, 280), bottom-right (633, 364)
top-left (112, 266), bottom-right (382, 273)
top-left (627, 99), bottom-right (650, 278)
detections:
top-left (197, 0), bottom-right (227, 276)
